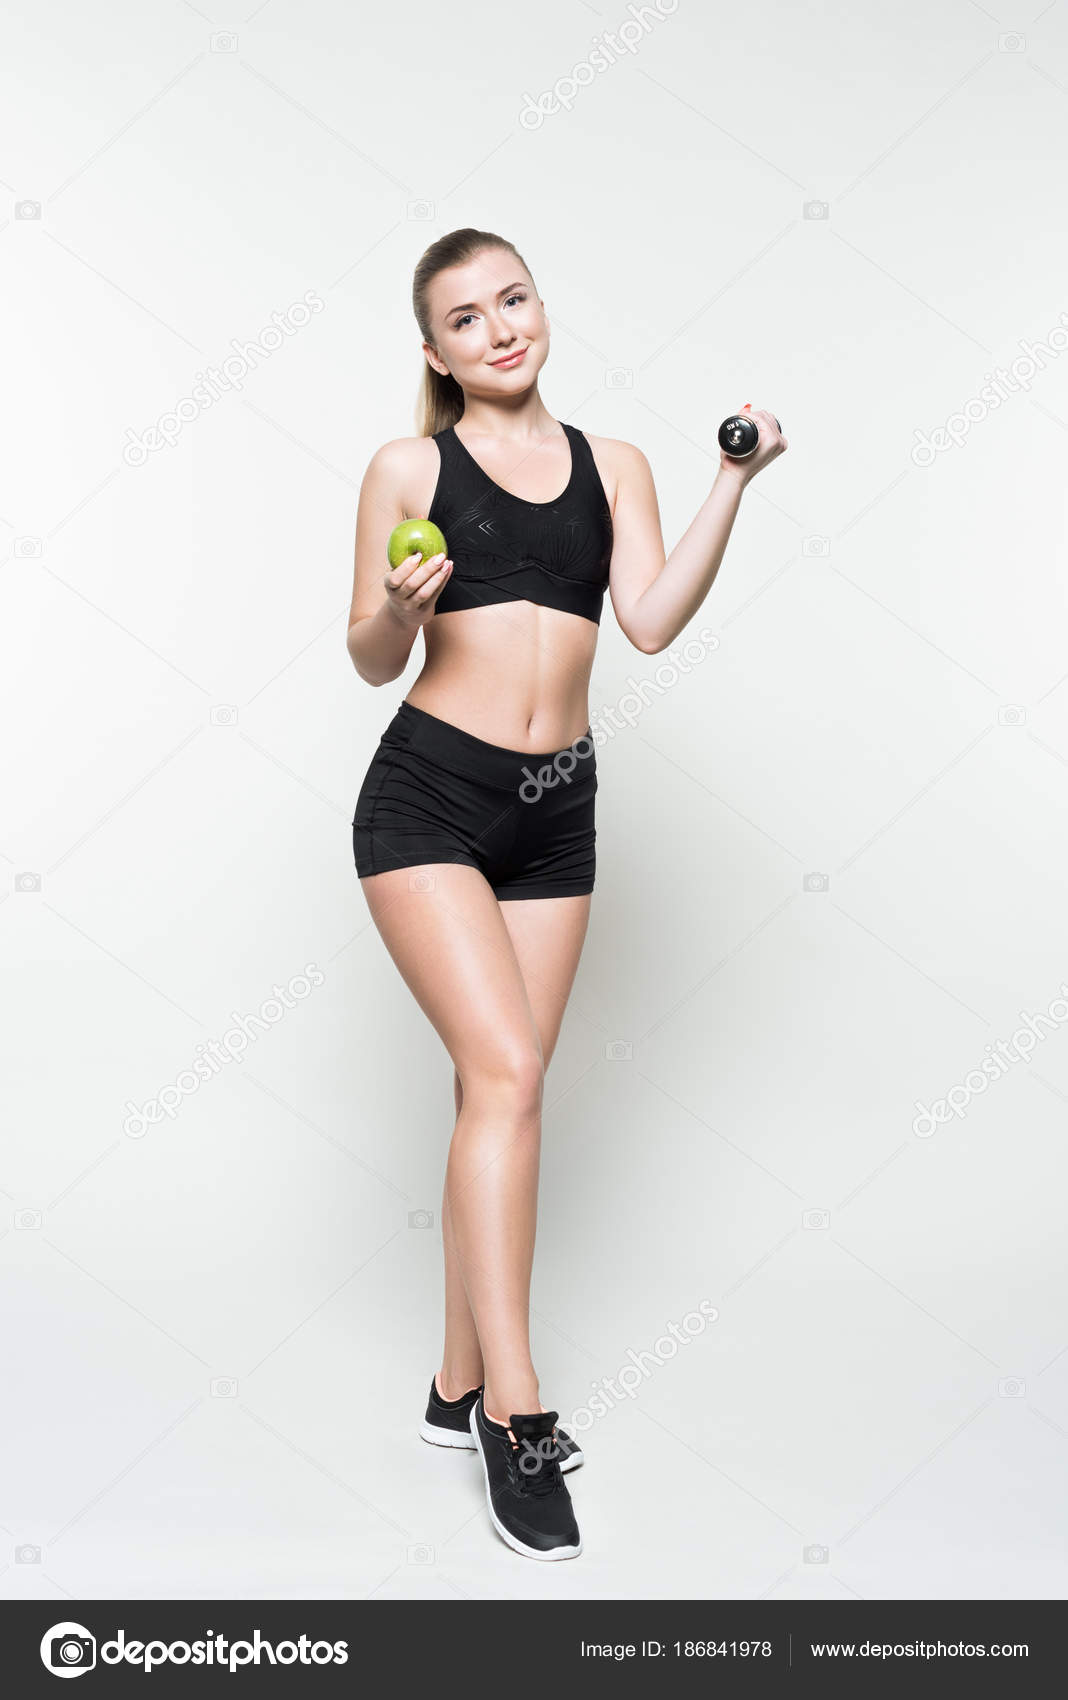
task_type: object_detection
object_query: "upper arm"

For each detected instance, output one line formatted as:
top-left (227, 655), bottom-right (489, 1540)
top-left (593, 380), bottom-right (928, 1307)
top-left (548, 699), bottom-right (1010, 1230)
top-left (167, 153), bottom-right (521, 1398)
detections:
top-left (605, 440), bottom-right (666, 652)
top-left (348, 438), bottom-right (412, 629)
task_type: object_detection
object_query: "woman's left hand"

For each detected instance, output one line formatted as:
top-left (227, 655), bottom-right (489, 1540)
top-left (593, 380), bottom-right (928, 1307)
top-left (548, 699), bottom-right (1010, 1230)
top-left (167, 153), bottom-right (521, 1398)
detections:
top-left (719, 406), bottom-right (788, 483)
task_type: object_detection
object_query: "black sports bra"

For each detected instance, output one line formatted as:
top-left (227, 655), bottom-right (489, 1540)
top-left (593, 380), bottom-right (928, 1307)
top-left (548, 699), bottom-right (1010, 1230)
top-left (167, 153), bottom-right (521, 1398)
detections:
top-left (426, 422), bottom-right (613, 624)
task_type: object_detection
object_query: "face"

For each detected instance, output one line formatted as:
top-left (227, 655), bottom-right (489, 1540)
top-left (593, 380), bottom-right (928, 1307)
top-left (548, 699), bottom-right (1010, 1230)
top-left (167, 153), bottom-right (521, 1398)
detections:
top-left (423, 249), bottom-right (549, 395)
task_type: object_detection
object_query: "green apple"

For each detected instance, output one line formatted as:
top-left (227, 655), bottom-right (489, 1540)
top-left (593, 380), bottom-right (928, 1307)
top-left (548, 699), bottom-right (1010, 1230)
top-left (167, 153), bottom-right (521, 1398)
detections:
top-left (387, 518), bottom-right (448, 570)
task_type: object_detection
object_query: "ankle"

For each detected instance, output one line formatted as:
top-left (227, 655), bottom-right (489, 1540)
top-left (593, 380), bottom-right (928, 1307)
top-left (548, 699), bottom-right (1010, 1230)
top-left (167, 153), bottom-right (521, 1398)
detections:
top-left (484, 1382), bottom-right (540, 1426)
top-left (436, 1365), bottom-right (483, 1402)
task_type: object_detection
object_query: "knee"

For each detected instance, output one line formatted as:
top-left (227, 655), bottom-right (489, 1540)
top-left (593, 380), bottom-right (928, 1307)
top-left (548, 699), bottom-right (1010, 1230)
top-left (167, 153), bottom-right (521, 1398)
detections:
top-left (460, 1045), bottom-right (544, 1118)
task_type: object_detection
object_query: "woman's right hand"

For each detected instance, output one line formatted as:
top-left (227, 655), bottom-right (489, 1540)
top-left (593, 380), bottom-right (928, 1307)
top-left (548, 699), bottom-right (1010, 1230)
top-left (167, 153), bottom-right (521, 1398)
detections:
top-left (383, 552), bottom-right (454, 628)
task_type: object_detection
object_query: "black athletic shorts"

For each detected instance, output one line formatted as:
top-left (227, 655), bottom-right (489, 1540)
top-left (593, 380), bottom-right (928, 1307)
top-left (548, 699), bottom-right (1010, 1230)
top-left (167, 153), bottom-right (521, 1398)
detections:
top-left (352, 700), bottom-right (598, 900)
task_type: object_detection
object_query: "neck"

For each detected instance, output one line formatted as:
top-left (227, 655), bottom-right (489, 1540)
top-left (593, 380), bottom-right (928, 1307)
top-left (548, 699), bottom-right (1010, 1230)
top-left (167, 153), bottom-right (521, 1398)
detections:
top-left (455, 387), bottom-right (558, 441)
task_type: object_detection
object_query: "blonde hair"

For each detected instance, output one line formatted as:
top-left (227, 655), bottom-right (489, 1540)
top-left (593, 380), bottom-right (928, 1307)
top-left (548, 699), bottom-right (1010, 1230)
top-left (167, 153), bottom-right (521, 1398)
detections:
top-left (412, 228), bottom-right (537, 436)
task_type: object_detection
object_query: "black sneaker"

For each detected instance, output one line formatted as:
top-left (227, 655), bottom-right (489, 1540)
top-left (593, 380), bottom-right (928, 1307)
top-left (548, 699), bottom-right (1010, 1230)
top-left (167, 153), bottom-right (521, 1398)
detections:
top-left (420, 1378), bottom-right (584, 1471)
top-left (419, 1377), bottom-right (482, 1449)
top-left (469, 1393), bottom-right (582, 1560)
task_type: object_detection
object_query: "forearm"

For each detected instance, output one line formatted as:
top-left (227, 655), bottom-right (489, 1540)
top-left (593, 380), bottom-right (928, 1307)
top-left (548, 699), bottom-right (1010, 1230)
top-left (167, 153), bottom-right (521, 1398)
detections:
top-left (347, 601), bottom-right (420, 686)
top-left (632, 466), bottom-right (747, 653)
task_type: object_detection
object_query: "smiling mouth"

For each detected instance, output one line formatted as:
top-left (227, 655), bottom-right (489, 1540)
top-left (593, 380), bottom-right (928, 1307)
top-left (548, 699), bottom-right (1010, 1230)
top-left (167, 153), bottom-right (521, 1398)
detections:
top-left (490, 347), bottom-right (529, 367)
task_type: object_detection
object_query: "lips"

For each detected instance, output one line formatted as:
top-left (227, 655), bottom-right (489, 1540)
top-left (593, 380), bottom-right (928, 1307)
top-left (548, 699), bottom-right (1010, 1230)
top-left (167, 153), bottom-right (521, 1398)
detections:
top-left (489, 347), bottom-right (528, 368)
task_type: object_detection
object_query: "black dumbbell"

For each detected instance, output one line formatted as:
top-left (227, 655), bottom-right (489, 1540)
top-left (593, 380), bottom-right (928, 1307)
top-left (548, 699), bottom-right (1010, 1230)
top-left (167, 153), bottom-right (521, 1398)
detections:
top-left (718, 412), bottom-right (782, 458)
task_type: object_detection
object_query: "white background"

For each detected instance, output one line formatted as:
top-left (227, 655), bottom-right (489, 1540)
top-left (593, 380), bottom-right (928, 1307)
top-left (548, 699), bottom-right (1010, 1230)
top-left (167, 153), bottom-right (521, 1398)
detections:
top-left (2, 0), bottom-right (1068, 1600)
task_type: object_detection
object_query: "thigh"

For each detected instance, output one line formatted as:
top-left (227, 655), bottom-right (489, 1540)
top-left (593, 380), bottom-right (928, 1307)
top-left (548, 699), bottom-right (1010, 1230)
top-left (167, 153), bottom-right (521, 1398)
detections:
top-left (359, 862), bottom-right (542, 1084)
top-left (497, 894), bottom-right (592, 1069)
top-left (451, 893), bottom-right (591, 1114)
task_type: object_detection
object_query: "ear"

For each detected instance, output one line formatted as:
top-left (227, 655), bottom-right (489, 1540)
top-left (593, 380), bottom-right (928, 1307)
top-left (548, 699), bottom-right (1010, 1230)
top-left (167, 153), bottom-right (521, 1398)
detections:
top-left (422, 341), bottom-right (451, 379)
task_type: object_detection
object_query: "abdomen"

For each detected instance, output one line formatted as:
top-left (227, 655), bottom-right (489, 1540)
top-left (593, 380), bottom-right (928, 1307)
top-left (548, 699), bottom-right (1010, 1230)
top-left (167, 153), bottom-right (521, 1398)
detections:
top-left (406, 600), bottom-right (599, 752)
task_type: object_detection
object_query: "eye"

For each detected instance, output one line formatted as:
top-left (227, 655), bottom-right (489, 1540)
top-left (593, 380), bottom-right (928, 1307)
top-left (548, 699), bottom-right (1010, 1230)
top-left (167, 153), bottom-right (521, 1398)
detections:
top-left (453, 292), bottom-right (526, 331)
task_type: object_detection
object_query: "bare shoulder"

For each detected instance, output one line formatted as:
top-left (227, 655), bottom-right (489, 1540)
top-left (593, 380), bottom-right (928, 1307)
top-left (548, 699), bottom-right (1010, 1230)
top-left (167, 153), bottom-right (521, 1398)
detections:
top-left (584, 433), bottom-right (652, 472)
top-left (578, 432), bottom-right (654, 515)
top-left (363, 434), bottom-right (438, 481)
top-left (362, 434), bottom-right (441, 518)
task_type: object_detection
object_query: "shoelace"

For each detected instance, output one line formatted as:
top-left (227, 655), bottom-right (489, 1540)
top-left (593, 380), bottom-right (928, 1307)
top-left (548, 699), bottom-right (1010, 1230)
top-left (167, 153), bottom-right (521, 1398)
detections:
top-left (512, 1435), bottom-right (563, 1497)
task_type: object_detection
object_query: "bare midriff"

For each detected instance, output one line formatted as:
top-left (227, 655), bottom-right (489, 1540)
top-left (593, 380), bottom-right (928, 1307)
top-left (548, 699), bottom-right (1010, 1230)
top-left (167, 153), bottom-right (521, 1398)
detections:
top-left (405, 601), bottom-right (598, 753)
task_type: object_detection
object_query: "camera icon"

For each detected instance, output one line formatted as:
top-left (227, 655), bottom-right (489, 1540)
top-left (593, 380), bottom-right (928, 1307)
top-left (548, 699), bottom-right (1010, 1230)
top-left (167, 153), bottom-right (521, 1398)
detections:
top-left (15, 200), bottom-right (41, 221)
top-left (408, 871), bottom-right (436, 893)
top-left (802, 535), bottom-right (829, 558)
top-left (210, 31), bottom-right (238, 52)
top-left (15, 872), bottom-right (41, 893)
top-left (14, 1209), bottom-right (42, 1230)
top-left (604, 368), bottom-right (633, 389)
top-left (803, 1543), bottom-right (829, 1564)
top-left (998, 1376), bottom-right (1025, 1398)
top-left (407, 200), bottom-right (435, 220)
top-left (605, 1040), bottom-right (633, 1060)
top-left (47, 1627), bottom-right (96, 1672)
top-left (16, 536), bottom-right (42, 557)
top-left (408, 1209), bottom-right (434, 1229)
top-left (210, 704), bottom-right (238, 727)
top-left (210, 1377), bottom-right (238, 1397)
top-left (802, 1208), bottom-right (829, 1230)
top-left (803, 200), bottom-right (829, 221)
top-left (16, 1543), bottom-right (41, 1563)
top-left (997, 704), bottom-right (1025, 727)
top-left (803, 872), bottom-right (829, 893)
top-left (998, 32), bottom-right (1025, 52)
top-left (407, 1543), bottom-right (434, 1564)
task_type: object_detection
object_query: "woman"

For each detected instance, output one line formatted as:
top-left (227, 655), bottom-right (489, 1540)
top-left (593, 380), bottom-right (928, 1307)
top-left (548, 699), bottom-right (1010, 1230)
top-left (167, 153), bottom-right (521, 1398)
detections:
top-left (347, 227), bottom-right (786, 1561)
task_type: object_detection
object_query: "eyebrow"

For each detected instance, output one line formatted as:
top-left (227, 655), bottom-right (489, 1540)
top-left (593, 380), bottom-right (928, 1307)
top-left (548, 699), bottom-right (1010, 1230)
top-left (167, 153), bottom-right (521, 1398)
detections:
top-left (445, 281), bottom-right (527, 319)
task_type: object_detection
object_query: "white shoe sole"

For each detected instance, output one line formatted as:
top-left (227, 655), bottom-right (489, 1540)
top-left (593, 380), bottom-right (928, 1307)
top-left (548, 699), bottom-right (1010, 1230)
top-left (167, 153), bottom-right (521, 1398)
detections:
top-left (419, 1419), bottom-right (476, 1448)
top-left (469, 1405), bottom-right (583, 1561)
